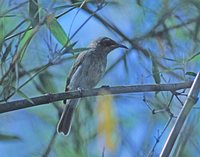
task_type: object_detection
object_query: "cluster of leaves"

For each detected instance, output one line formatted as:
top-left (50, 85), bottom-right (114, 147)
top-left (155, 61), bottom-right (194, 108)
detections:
top-left (0, 0), bottom-right (88, 102)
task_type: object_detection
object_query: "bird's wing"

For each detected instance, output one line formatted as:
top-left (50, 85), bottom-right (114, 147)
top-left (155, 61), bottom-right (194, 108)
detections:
top-left (65, 51), bottom-right (87, 91)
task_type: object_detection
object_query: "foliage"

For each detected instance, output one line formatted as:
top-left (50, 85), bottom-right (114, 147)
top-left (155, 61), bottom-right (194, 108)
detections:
top-left (0, 0), bottom-right (200, 157)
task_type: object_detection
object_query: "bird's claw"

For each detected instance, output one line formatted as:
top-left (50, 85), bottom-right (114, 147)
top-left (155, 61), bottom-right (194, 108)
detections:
top-left (77, 87), bottom-right (84, 96)
top-left (77, 87), bottom-right (84, 91)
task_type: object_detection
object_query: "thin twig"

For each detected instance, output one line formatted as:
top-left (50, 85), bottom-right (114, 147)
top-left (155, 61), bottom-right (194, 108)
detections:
top-left (42, 128), bottom-right (57, 157)
top-left (147, 93), bottom-right (175, 156)
top-left (148, 115), bottom-right (174, 157)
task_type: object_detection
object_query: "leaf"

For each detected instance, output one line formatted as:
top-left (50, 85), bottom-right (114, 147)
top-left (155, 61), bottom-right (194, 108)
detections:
top-left (46, 14), bottom-right (70, 48)
top-left (0, 41), bottom-right (2, 52)
top-left (16, 89), bottom-right (34, 104)
top-left (18, 28), bottom-right (34, 51)
top-left (185, 72), bottom-right (197, 77)
top-left (3, 20), bottom-right (27, 40)
top-left (53, 2), bottom-right (82, 10)
top-left (0, 134), bottom-right (21, 141)
top-left (123, 53), bottom-right (129, 74)
top-left (193, 18), bottom-right (200, 40)
top-left (97, 90), bottom-right (118, 151)
top-left (1, 40), bottom-right (13, 63)
top-left (17, 63), bottom-right (50, 91)
top-left (136, 0), bottom-right (142, 6)
top-left (163, 57), bottom-right (177, 62)
top-left (151, 56), bottom-right (161, 84)
top-left (163, 23), bottom-right (173, 49)
top-left (61, 41), bottom-right (78, 55)
top-left (12, 26), bottom-right (39, 64)
top-left (156, 37), bottom-right (164, 53)
top-left (29, 0), bottom-right (39, 27)
top-left (38, 71), bottom-right (56, 92)
top-left (0, 18), bottom-right (5, 41)
top-left (188, 52), bottom-right (200, 62)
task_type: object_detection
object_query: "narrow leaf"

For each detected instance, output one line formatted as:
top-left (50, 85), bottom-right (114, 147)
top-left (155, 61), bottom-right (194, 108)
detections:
top-left (136, 0), bottom-right (142, 6)
top-left (0, 18), bottom-right (5, 41)
top-left (12, 26), bottom-right (39, 64)
top-left (185, 72), bottom-right (197, 77)
top-left (17, 63), bottom-right (50, 90)
top-left (163, 57), bottom-right (177, 62)
top-left (29, 0), bottom-right (39, 27)
top-left (156, 37), bottom-right (164, 53)
top-left (1, 40), bottom-right (13, 63)
top-left (61, 41), bottom-right (78, 55)
top-left (16, 89), bottom-right (34, 104)
top-left (53, 2), bottom-right (82, 10)
top-left (151, 56), bottom-right (161, 84)
top-left (123, 54), bottom-right (129, 74)
top-left (0, 134), bottom-right (21, 141)
top-left (46, 14), bottom-right (70, 47)
top-left (188, 52), bottom-right (200, 62)
top-left (193, 19), bottom-right (200, 40)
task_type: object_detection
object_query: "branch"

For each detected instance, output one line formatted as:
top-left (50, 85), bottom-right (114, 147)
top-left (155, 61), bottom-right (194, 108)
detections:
top-left (0, 82), bottom-right (192, 114)
top-left (160, 73), bottom-right (200, 157)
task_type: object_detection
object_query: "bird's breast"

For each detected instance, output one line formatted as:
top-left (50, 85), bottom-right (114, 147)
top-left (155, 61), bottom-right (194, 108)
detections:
top-left (68, 54), bottom-right (107, 89)
top-left (83, 55), bottom-right (107, 88)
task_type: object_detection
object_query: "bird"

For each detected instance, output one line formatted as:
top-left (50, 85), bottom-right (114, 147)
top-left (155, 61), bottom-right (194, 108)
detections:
top-left (57, 37), bottom-right (128, 135)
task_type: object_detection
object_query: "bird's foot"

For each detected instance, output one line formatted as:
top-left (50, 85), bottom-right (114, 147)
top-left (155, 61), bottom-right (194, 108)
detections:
top-left (77, 87), bottom-right (85, 94)
top-left (77, 87), bottom-right (84, 96)
top-left (77, 87), bottom-right (85, 91)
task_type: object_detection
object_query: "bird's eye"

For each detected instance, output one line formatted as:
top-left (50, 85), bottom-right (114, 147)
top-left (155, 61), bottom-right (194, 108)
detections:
top-left (100, 38), bottom-right (115, 47)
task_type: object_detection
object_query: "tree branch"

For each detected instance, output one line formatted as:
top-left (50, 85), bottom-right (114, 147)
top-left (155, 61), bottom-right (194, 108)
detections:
top-left (160, 73), bottom-right (200, 157)
top-left (0, 82), bottom-right (192, 114)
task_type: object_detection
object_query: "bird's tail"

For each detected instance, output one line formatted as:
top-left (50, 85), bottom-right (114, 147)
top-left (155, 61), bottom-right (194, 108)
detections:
top-left (57, 99), bottom-right (79, 135)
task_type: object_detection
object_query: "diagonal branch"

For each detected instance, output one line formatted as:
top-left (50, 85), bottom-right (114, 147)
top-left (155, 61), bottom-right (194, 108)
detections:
top-left (0, 81), bottom-right (192, 114)
top-left (160, 72), bottom-right (200, 157)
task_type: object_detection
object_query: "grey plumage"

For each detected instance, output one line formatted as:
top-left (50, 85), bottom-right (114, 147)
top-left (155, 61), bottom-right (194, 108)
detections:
top-left (57, 37), bottom-right (127, 135)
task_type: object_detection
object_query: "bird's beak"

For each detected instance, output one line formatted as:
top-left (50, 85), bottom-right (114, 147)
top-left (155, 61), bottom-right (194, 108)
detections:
top-left (117, 44), bottom-right (128, 49)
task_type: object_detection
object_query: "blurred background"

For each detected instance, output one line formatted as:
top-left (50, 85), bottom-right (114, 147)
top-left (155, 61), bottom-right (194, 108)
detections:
top-left (0, 0), bottom-right (200, 156)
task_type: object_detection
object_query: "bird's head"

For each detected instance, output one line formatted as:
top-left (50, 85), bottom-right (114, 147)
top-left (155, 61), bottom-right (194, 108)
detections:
top-left (89, 37), bottom-right (128, 54)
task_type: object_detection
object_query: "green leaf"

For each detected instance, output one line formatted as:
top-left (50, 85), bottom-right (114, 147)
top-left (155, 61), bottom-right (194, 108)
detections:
top-left (0, 18), bottom-right (5, 41)
top-left (14, 26), bottom-right (39, 63)
top-left (18, 29), bottom-right (33, 51)
top-left (16, 89), bottom-right (34, 104)
top-left (185, 72), bottom-right (197, 77)
top-left (29, 0), bottom-right (39, 27)
top-left (0, 134), bottom-right (21, 141)
top-left (38, 71), bottom-right (55, 92)
top-left (53, 2), bottom-right (82, 10)
top-left (188, 52), bottom-right (200, 62)
top-left (136, 0), bottom-right (142, 6)
top-left (61, 41), bottom-right (78, 55)
top-left (151, 56), bottom-right (161, 84)
top-left (0, 41), bottom-right (2, 52)
top-left (17, 63), bottom-right (50, 91)
top-left (46, 14), bottom-right (70, 48)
